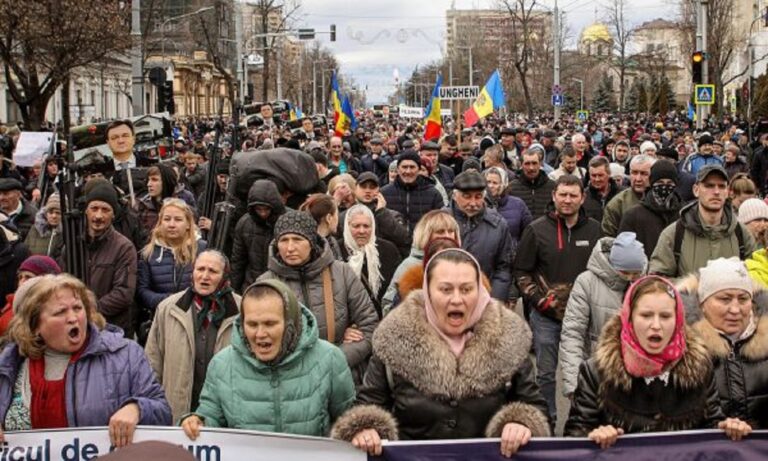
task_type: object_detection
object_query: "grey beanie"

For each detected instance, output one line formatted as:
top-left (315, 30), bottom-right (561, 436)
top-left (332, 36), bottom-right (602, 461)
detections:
top-left (273, 210), bottom-right (318, 244)
top-left (609, 232), bottom-right (647, 272)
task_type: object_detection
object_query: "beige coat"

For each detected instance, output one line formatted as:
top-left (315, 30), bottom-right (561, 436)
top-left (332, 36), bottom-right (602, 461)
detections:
top-left (145, 290), bottom-right (241, 423)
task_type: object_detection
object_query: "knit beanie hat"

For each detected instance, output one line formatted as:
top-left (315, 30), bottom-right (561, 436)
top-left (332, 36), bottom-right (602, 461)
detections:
top-left (650, 160), bottom-right (679, 185)
top-left (479, 137), bottom-right (495, 152)
top-left (18, 255), bottom-right (61, 276)
top-left (640, 140), bottom-right (658, 153)
top-left (462, 157), bottom-right (482, 172)
top-left (698, 257), bottom-right (753, 303)
top-left (737, 198), bottom-right (768, 225)
top-left (698, 134), bottom-right (715, 147)
top-left (609, 232), bottom-right (647, 272)
top-left (45, 193), bottom-right (61, 211)
top-left (273, 210), bottom-right (318, 245)
top-left (398, 150), bottom-right (421, 167)
top-left (85, 179), bottom-right (119, 212)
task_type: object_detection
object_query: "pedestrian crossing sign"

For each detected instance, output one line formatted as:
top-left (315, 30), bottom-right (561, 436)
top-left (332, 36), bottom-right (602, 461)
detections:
top-left (576, 110), bottom-right (589, 121)
top-left (694, 85), bottom-right (715, 105)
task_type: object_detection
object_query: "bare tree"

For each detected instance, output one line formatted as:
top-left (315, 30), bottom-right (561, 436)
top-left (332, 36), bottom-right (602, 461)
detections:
top-left (499, 0), bottom-right (545, 118)
top-left (603, 0), bottom-right (634, 111)
top-left (193, 0), bottom-right (238, 112)
top-left (0, 0), bottom-right (131, 129)
top-left (245, 0), bottom-right (301, 101)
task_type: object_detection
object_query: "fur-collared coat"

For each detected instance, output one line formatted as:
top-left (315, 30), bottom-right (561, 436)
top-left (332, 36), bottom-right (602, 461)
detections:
top-left (331, 290), bottom-right (550, 441)
top-left (678, 275), bottom-right (768, 429)
top-left (565, 315), bottom-right (724, 436)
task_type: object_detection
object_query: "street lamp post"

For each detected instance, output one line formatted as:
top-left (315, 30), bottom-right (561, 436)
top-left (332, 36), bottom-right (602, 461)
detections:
top-left (572, 78), bottom-right (584, 111)
top-left (160, 7), bottom-right (215, 63)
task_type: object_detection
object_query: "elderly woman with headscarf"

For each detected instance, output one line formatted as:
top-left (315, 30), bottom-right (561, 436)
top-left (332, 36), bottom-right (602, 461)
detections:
top-left (679, 258), bottom-right (768, 429)
top-left (483, 166), bottom-right (531, 256)
top-left (338, 204), bottom-right (401, 315)
top-left (258, 210), bottom-right (378, 379)
top-left (332, 248), bottom-right (550, 459)
top-left (565, 275), bottom-right (752, 448)
top-left (145, 250), bottom-right (241, 423)
top-left (180, 278), bottom-right (355, 439)
top-left (0, 274), bottom-right (171, 447)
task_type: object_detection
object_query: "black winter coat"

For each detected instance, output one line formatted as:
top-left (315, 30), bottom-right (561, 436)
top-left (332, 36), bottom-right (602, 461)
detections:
top-left (514, 209), bottom-right (600, 313)
top-left (505, 171), bottom-right (555, 220)
top-left (230, 180), bottom-right (286, 293)
top-left (582, 181), bottom-right (622, 223)
top-left (0, 225), bottom-right (29, 301)
top-left (617, 192), bottom-right (681, 259)
top-left (331, 292), bottom-right (551, 441)
top-left (679, 276), bottom-right (768, 429)
top-left (380, 176), bottom-right (444, 233)
top-left (565, 316), bottom-right (724, 436)
top-left (338, 202), bottom-right (412, 258)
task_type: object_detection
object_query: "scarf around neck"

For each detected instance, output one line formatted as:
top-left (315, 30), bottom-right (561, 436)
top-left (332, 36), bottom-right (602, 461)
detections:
top-left (422, 248), bottom-right (491, 357)
top-left (343, 205), bottom-right (382, 296)
top-left (620, 275), bottom-right (687, 378)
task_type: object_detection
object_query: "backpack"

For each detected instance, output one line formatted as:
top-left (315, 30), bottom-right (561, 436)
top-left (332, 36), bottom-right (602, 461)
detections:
top-left (672, 219), bottom-right (747, 267)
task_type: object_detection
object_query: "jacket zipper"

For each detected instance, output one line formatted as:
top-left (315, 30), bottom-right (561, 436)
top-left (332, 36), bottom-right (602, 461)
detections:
top-left (271, 368), bottom-right (282, 432)
top-left (71, 361), bottom-right (79, 426)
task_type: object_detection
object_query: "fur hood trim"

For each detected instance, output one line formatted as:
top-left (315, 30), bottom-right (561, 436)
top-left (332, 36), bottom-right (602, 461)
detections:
top-left (677, 274), bottom-right (768, 361)
top-left (594, 315), bottom-right (713, 393)
top-left (485, 402), bottom-right (551, 438)
top-left (373, 290), bottom-right (531, 400)
top-left (397, 265), bottom-right (492, 301)
top-left (331, 405), bottom-right (399, 442)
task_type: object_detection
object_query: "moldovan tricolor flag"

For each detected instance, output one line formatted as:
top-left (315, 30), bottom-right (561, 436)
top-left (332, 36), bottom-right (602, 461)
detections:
top-left (331, 71), bottom-right (342, 125)
top-left (423, 74), bottom-right (443, 141)
top-left (463, 70), bottom-right (505, 127)
top-left (334, 96), bottom-right (357, 136)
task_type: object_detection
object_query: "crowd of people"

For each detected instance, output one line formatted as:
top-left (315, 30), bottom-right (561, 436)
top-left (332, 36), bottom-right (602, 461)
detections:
top-left (0, 104), bottom-right (766, 457)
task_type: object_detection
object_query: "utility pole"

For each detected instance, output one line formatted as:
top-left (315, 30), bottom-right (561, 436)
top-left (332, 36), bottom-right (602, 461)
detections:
top-left (695, 0), bottom-right (709, 128)
top-left (131, 0), bottom-right (143, 116)
top-left (553, 0), bottom-right (561, 122)
top-left (276, 38), bottom-right (283, 100)
top-left (468, 47), bottom-right (474, 86)
top-left (235, 2), bottom-right (244, 103)
top-left (312, 61), bottom-right (317, 114)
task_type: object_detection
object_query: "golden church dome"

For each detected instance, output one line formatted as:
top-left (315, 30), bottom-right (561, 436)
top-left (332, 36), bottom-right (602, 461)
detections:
top-left (581, 23), bottom-right (612, 43)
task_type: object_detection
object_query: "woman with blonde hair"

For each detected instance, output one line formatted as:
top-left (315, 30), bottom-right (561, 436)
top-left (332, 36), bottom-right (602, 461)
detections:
top-left (137, 198), bottom-right (206, 340)
top-left (328, 174), bottom-right (357, 212)
top-left (300, 193), bottom-right (343, 260)
top-left (381, 210), bottom-right (461, 314)
top-left (0, 274), bottom-right (170, 446)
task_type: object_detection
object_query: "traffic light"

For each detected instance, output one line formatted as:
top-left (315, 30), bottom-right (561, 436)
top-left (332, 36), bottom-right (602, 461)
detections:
top-left (330, 24), bottom-right (336, 42)
top-left (163, 80), bottom-right (175, 114)
top-left (692, 51), bottom-right (704, 85)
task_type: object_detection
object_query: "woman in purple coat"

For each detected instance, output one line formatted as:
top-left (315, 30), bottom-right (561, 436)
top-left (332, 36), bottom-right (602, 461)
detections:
top-left (484, 167), bottom-right (532, 255)
top-left (0, 274), bottom-right (171, 447)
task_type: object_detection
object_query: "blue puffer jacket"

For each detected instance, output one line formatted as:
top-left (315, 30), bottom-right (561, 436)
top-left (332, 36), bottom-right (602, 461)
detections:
top-left (0, 324), bottom-right (172, 427)
top-left (137, 239), bottom-right (207, 312)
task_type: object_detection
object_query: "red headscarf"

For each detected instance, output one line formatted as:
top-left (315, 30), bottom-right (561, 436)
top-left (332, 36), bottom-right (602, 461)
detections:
top-left (619, 275), bottom-right (687, 378)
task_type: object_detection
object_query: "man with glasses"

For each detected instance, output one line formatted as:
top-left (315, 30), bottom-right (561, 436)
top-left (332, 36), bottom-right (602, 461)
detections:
top-left (106, 119), bottom-right (147, 207)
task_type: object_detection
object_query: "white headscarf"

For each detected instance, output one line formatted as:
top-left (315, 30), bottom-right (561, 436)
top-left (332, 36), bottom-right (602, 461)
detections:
top-left (343, 204), bottom-right (382, 295)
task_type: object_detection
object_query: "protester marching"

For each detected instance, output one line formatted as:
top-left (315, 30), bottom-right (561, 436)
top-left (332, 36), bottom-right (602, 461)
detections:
top-left (0, 19), bottom-right (768, 460)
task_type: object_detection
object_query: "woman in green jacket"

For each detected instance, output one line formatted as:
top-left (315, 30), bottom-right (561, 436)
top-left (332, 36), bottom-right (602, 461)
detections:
top-left (181, 278), bottom-right (355, 438)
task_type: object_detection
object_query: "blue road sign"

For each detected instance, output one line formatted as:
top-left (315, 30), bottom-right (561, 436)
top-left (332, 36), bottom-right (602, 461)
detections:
top-left (552, 94), bottom-right (564, 107)
top-left (694, 84), bottom-right (715, 105)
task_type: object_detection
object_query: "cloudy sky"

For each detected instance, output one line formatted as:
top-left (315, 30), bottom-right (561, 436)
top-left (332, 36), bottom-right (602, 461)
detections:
top-left (291, 0), bottom-right (672, 104)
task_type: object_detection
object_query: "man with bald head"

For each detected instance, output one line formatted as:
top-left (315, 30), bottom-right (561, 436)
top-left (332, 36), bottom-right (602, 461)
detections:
top-left (327, 136), bottom-right (361, 174)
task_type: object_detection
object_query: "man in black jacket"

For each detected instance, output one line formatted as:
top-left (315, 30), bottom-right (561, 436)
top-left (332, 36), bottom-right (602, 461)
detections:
top-left (507, 150), bottom-right (555, 220)
top-left (514, 174), bottom-right (600, 424)
top-left (381, 151), bottom-right (444, 233)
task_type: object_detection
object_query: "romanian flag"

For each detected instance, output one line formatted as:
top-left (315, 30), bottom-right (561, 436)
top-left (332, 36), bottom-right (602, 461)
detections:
top-left (423, 74), bottom-right (443, 142)
top-left (331, 72), bottom-right (342, 125)
top-left (334, 96), bottom-right (357, 136)
top-left (463, 70), bottom-right (505, 127)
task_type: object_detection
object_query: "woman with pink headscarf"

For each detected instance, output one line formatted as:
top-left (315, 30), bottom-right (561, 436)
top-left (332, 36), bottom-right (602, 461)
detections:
top-left (565, 275), bottom-right (752, 448)
top-left (331, 248), bottom-right (550, 458)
